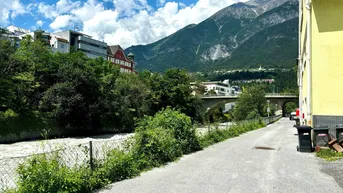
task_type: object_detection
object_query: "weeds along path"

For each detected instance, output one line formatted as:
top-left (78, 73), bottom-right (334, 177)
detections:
top-left (0, 124), bottom-right (230, 191)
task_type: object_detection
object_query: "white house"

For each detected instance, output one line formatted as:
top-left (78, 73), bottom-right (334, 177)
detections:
top-left (50, 35), bottom-right (70, 54)
top-left (202, 80), bottom-right (236, 96)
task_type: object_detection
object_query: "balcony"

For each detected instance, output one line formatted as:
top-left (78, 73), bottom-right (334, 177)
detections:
top-left (78, 43), bottom-right (107, 56)
top-left (78, 36), bottom-right (107, 48)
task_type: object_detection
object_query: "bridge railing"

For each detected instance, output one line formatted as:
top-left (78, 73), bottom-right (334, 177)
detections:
top-left (265, 93), bottom-right (297, 97)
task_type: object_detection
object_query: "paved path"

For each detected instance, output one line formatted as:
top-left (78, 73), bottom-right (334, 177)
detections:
top-left (100, 118), bottom-right (343, 193)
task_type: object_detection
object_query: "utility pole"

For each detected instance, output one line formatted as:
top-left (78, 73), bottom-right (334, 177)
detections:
top-left (267, 100), bottom-right (270, 118)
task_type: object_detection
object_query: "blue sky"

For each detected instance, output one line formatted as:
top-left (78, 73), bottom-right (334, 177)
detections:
top-left (1, 0), bottom-right (244, 48)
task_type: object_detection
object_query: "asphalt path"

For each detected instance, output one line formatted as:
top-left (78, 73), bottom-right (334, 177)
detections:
top-left (100, 118), bottom-right (343, 193)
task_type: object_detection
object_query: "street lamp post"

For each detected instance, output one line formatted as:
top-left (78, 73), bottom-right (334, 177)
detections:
top-left (267, 100), bottom-right (270, 118)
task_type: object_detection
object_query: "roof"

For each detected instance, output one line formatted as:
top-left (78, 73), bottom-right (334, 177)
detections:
top-left (128, 52), bottom-right (134, 57)
top-left (6, 26), bottom-right (30, 34)
top-left (107, 45), bottom-right (134, 62)
top-left (57, 37), bottom-right (69, 43)
top-left (107, 45), bottom-right (123, 55)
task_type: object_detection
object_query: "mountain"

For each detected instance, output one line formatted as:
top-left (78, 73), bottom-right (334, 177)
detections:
top-left (125, 0), bottom-right (299, 72)
top-left (216, 18), bottom-right (298, 69)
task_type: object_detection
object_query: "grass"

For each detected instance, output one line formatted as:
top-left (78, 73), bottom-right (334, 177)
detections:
top-left (199, 120), bottom-right (266, 148)
top-left (316, 149), bottom-right (343, 162)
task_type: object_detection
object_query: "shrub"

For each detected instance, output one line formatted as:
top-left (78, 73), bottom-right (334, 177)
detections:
top-left (93, 150), bottom-right (139, 184)
top-left (135, 108), bottom-right (201, 155)
top-left (14, 154), bottom-right (92, 193)
top-left (132, 126), bottom-right (183, 169)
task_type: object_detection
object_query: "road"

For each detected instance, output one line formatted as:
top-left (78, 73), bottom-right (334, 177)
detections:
top-left (100, 118), bottom-right (343, 193)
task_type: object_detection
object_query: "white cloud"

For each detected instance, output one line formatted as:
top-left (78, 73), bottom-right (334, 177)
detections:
top-left (36, 0), bottom-right (80, 20)
top-left (71, 0), bottom-right (105, 22)
top-left (38, 0), bottom-right (248, 48)
top-left (112, 0), bottom-right (152, 17)
top-left (0, 0), bottom-right (26, 25)
top-left (36, 20), bottom-right (43, 26)
top-left (157, 0), bottom-right (166, 7)
top-left (50, 15), bottom-right (72, 30)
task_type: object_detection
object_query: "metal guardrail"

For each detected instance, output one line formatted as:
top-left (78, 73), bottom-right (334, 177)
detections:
top-left (261, 115), bottom-right (282, 125)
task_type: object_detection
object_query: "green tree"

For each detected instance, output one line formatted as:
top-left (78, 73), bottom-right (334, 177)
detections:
top-left (105, 73), bottom-right (151, 132)
top-left (284, 102), bottom-right (297, 115)
top-left (139, 68), bottom-right (204, 122)
top-left (233, 85), bottom-right (267, 121)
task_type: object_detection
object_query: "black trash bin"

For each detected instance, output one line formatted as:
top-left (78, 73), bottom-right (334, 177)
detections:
top-left (336, 125), bottom-right (343, 142)
top-left (296, 125), bottom-right (313, 152)
top-left (313, 126), bottom-right (329, 147)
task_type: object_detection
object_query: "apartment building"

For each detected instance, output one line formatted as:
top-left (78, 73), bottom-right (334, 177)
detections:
top-left (54, 30), bottom-right (107, 59)
top-left (298, 0), bottom-right (343, 127)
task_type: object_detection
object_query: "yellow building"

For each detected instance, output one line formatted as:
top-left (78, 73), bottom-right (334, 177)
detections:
top-left (298, 0), bottom-right (343, 127)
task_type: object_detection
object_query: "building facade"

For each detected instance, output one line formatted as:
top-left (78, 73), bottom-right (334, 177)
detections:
top-left (191, 80), bottom-right (238, 96)
top-left (54, 30), bottom-right (107, 59)
top-left (107, 45), bottom-right (135, 73)
top-left (298, 0), bottom-right (343, 127)
top-left (50, 35), bottom-right (70, 53)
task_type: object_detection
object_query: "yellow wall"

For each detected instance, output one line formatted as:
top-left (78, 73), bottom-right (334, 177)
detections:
top-left (311, 0), bottom-right (343, 116)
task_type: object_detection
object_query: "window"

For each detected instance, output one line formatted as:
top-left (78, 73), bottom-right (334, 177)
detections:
top-left (61, 44), bottom-right (65, 49)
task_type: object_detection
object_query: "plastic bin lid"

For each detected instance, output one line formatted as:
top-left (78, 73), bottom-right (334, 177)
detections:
top-left (314, 125), bottom-right (329, 130)
top-left (296, 125), bottom-right (313, 130)
top-left (336, 124), bottom-right (343, 129)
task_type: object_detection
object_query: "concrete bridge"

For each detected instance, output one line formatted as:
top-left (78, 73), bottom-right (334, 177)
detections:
top-left (201, 93), bottom-right (298, 117)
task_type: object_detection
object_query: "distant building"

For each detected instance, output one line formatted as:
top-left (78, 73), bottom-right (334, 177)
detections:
top-left (191, 80), bottom-right (238, 96)
top-left (2, 26), bottom-right (136, 73)
top-left (107, 45), bottom-right (135, 73)
top-left (53, 30), bottom-right (107, 59)
top-left (50, 35), bottom-right (70, 54)
top-left (6, 25), bottom-right (30, 36)
top-left (18, 31), bottom-right (51, 45)
top-left (0, 26), bottom-right (27, 47)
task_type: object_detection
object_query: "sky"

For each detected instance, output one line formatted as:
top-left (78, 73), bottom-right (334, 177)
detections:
top-left (0, 0), bottom-right (246, 48)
